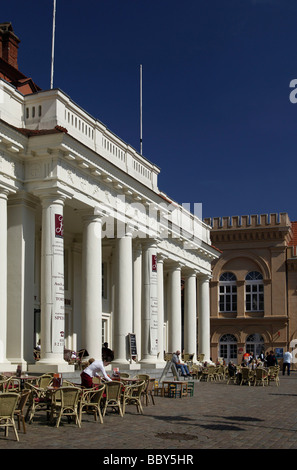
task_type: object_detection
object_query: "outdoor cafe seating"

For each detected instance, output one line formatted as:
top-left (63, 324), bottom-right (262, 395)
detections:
top-left (0, 392), bottom-right (20, 441)
top-left (79, 384), bottom-right (105, 424)
top-left (102, 381), bottom-right (124, 418)
top-left (122, 380), bottom-right (145, 415)
top-left (49, 386), bottom-right (81, 428)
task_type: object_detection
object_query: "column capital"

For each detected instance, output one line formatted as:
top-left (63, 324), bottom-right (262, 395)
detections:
top-left (7, 191), bottom-right (39, 210)
top-left (167, 261), bottom-right (184, 272)
top-left (157, 252), bottom-right (167, 263)
top-left (197, 273), bottom-right (212, 282)
top-left (34, 187), bottom-right (72, 207)
top-left (183, 267), bottom-right (198, 278)
top-left (79, 206), bottom-right (106, 224)
top-left (0, 181), bottom-right (17, 198)
top-left (141, 237), bottom-right (158, 249)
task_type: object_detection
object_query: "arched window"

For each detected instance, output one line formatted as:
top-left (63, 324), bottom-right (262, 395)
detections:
top-left (246, 333), bottom-right (265, 357)
top-left (245, 271), bottom-right (264, 311)
top-left (219, 272), bottom-right (237, 312)
top-left (219, 334), bottom-right (238, 363)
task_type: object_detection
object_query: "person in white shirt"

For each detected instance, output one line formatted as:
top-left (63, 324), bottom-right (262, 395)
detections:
top-left (81, 357), bottom-right (113, 387)
top-left (282, 349), bottom-right (293, 376)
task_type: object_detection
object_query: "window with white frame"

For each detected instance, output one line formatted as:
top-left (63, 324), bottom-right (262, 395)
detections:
top-left (245, 271), bottom-right (264, 311)
top-left (219, 272), bottom-right (237, 312)
top-left (219, 334), bottom-right (238, 362)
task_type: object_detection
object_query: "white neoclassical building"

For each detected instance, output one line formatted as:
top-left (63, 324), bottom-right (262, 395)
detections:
top-left (0, 23), bottom-right (220, 373)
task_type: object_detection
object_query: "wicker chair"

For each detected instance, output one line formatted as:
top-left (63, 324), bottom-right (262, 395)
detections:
top-left (14, 389), bottom-right (30, 433)
top-left (7, 377), bottom-right (21, 393)
top-left (0, 393), bottom-right (20, 441)
top-left (122, 381), bottom-right (145, 415)
top-left (24, 382), bottom-right (50, 423)
top-left (79, 385), bottom-right (105, 424)
top-left (119, 373), bottom-right (130, 378)
top-left (50, 387), bottom-right (82, 428)
top-left (135, 374), bottom-right (150, 382)
top-left (268, 366), bottom-right (280, 386)
top-left (201, 365), bottom-right (216, 382)
top-left (102, 381), bottom-right (124, 417)
top-left (240, 367), bottom-right (254, 386)
top-left (37, 374), bottom-right (53, 389)
top-left (254, 368), bottom-right (269, 386)
top-left (0, 378), bottom-right (10, 392)
top-left (142, 377), bottom-right (156, 406)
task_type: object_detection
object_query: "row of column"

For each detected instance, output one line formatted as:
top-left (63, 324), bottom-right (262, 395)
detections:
top-left (0, 186), bottom-right (211, 372)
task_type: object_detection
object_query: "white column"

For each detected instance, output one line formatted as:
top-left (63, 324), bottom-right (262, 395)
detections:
top-left (133, 242), bottom-right (142, 360)
top-left (198, 275), bottom-right (211, 362)
top-left (184, 270), bottom-right (197, 362)
top-left (113, 228), bottom-right (133, 364)
top-left (0, 188), bottom-right (11, 370)
top-left (168, 264), bottom-right (182, 353)
top-left (7, 192), bottom-right (36, 367)
top-left (31, 191), bottom-right (71, 372)
top-left (157, 253), bottom-right (166, 363)
top-left (82, 213), bottom-right (103, 360)
top-left (140, 240), bottom-right (158, 364)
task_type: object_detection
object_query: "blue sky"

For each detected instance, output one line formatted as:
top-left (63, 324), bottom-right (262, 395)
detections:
top-left (2, 0), bottom-right (297, 221)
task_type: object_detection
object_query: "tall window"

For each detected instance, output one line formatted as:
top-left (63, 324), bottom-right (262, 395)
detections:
top-left (219, 334), bottom-right (238, 363)
top-left (219, 272), bottom-right (237, 312)
top-left (245, 271), bottom-right (264, 311)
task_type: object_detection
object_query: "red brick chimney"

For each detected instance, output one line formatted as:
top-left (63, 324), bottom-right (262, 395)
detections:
top-left (0, 22), bottom-right (20, 69)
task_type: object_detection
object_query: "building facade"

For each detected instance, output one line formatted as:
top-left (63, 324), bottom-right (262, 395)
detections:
top-left (204, 213), bottom-right (297, 368)
top-left (0, 23), bottom-right (219, 373)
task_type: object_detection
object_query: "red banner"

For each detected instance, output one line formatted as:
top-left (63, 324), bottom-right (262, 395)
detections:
top-left (55, 214), bottom-right (64, 238)
top-left (152, 254), bottom-right (157, 272)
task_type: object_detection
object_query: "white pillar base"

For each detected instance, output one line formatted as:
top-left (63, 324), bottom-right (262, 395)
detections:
top-left (0, 361), bottom-right (12, 373)
top-left (28, 361), bottom-right (75, 373)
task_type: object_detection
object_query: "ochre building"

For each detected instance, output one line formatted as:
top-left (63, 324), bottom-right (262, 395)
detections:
top-left (204, 213), bottom-right (297, 368)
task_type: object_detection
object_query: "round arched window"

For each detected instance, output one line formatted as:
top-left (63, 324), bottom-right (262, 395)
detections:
top-left (219, 334), bottom-right (238, 363)
top-left (246, 333), bottom-right (265, 358)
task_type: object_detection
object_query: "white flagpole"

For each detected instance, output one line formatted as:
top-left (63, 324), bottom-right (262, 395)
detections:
top-left (140, 64), bottom-right (143, 155)
top-left (50, 0), bottom-right (57, 89)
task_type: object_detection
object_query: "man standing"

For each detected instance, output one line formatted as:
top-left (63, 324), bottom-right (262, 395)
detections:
top-left (171, 350), bottom-right (191, 377)
top-left (282, 349), bottom-right (293, 376)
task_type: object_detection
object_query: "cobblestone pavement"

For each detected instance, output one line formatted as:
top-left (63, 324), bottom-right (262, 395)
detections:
top-left (1, 372), bottom-right (296, 456)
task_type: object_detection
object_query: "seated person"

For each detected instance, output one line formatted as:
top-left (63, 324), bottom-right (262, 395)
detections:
top-left (228, 361), bottom-right (236, 377)
top-left (171, 350), bottom-right (191, 377)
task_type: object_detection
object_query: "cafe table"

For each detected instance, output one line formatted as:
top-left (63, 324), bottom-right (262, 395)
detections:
top-left (161, 380), bottom-right (188, 398)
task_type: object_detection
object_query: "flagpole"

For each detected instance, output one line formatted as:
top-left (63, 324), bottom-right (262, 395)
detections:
top-left (50, 0), bottom-right (57, 89)
top-left (140, 64), bottom-right (143, 155)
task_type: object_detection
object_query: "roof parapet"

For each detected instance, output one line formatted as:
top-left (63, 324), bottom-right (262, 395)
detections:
top-left (204, 212), bottom-right (290, 230)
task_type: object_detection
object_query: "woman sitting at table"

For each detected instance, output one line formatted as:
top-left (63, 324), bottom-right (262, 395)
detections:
top-left (80, 355), bottom-right (113, 388)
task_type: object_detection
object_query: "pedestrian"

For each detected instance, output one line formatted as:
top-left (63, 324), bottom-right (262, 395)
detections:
top-left (102, 342), bottom-right (114, 361)
top-left (282, 349), bottom-right (293, 376)
top-left (266, 350), bottom-right (277, 367)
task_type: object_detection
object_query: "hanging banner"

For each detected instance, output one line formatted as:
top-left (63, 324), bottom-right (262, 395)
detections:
top-left (52, 212), bottom-right (65, 352)
top-left (149, 253), bottom-right (158, 355)
top-left (55, 214), bottom-right (64, 238)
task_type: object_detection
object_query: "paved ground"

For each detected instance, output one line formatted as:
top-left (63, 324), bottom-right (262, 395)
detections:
top-left (1, 372), bottom-right (296, 458)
